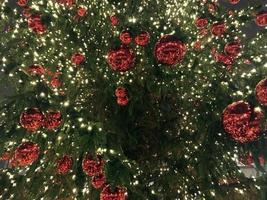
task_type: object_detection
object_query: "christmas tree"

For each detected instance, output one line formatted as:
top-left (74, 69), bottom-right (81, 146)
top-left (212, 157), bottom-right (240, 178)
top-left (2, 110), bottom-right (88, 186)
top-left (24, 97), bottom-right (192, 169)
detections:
top-left (0, 0), bottom-right (267, 199)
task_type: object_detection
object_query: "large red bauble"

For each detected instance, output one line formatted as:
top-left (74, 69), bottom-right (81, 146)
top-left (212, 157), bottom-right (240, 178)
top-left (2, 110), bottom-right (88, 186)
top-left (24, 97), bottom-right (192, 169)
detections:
top-left (224, 42), bottom-right (241, 57)
top-left (228, 0), bottom-right (240, 4)
top-left (222, 101), bottom-right (263, 143)
top-left (107, 47), bottom-right (135, 72)
top-left (211, 22), bottom-right (226, 36)
top-left (20, 108), bottom-right (44, 131)
top-left (119, 31), bottom-right (132, 45)
top-left (255, 12), bottom-right (267, 27)
top-left (100, 185), bottom-right (127, 200)
top-left (82, 154), bottom-right (104, 176)
top-left (92, 173), bottom-right (106, 189)
top-left (154, 35), bottom-right (186, 65)
top-left (135, 31), bottom-right (150, 46)
top-left (14, 142), bottom-right (39, 166)
top-left (44, 110), bottom-right (62, 130)
top-left (256, 79), bottom-right (267, 106)
top-left (56, 155), bottom-right (73, 174)
top-left (195, 17), bottom-right (208, 29)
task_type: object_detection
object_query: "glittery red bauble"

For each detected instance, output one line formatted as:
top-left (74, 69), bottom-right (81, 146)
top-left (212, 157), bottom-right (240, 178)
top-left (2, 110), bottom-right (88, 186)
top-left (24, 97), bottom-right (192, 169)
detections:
top-left (229, 0), bottom-right (240, 4)
top-left (255, 12), bottom-right (267, 27)
top-left (82, 154), bottom-right (104, 176)
top-left (17, 0), bottom-right (27, 7)
top-left (211, 23), bottom-right (226, 36)
top-left (117, 97), bottom-right (129, 106)
top-left (256, 79), bottom-right (267, 106)
top-left (135, 31), bottom-right (150, 46)
top-left (92, 173), bottom-right (106, 189)
top-left (28, 14), bottom-right (46, 34)
top-left (222, 101), bottom-right (263, 143)
top-left (71, 53), bottom-right (85, 65)
top-left (115, 87), bottom-right (127, 98)
top-left (107, 47), bottom-right (135, 72)
top-left (50, 77), bottom-right (61, 88)
top-left (56, 155), bottom-right (73, 174)
top-left (119, 31), bottom-right (132, 45)
top-left (110, 15), bottom-right (119, 26)
top-left (14, 142), bottom-right (39, 166)
top-left (77, 7), bottom-right (87, 17)
top-left (100, 185), bottom-right (127, 200)
top-left (224, 42), bottom-right (241, 57)
top-left (27, 65), bottom-right (46, 75)
top-left (154, 35), bottom-right (186, 65)
top-left (195, 17), bottom-right (208, 28)
top-left (44, 110), bottom-right (62, 130)
top-left (216, 53), bottom-right (234, 66)
top-left (20, 108), bottom-right (44, 131)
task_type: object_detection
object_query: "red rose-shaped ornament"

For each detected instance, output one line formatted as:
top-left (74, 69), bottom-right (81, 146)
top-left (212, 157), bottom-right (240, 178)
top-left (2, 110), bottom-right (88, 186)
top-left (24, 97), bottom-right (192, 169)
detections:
top-left (119, 31), bottom-right (132, 45)
top-left (28, 14), bottom-right (46, 34)
top-left (195, 17), bottom-right (208, 29)
top-left (256, 79), bottom-right (267, 106)
top-left (71, 53), bottom-right (85, 65)
top-left (211, 22), bottom-right (226, 36)
top-left (77, 7), bottom-right (87, 17)
top-left (110, 15), bottom-right (119, 26)
top-left (229, 0), bottom-right (240, 4)
top-left (20, 108), bottom-right (44, 131)
top-left (27, 65), bottom-right (46, 75)
top-left (222, 101), bottom-right (263, 143)
top-left (135, 31), bottom-right (150, 46)
top-left (44, 110), bottom-right (62, 130)
top-left (100, 185), bottom-right (127, 200)
top-left (56, 155), bottom-right (73, 174)
top-left (14, 142), bottom-right (39, 166)
top-left (255, 12), bottom-right (267, 27)
top-left (107, 47), bottom-right (135, 72)
top-left (117, 97), bottom-right (129, 106)
top-left (17, 0), bottom-right (27, 7)
top-left (154, 35), bottom-right (187, 65)
top-left (115, 87), bottom-right (127, 98)
top-left (224, 42), bottom-right (241, 57)
top-left (92, 173), bottom-right (106, 189)
top-left (82, 154), bottom-right (104, 176)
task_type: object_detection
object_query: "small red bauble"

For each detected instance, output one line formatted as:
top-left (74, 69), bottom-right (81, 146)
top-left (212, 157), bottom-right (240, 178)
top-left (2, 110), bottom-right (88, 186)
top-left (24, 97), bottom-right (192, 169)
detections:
top-left (92, 173), bottom-right (106, 189)
top-left (77, 7), bottom-right (87, 17)
top-left (195, 17), bottom-right (208, 29)
top-left (154, 35), bottom-right (186, 65)
top-left (20, 108), bottom-right (44, 131)
top-left (110, 15), bottom-right (119, 26)
top-left (107, 47), bottom-right (135, 72)
top-left (256, 79), bottom-right (267, 106)
top-left (50, 77), bottom-right (61, 88)
top-left (0, 151), bottom-right (11, 161)
top-left (193, 41), bottom-right (202, 51)
top-left (17, 0), bottom-right (27, 7)
top-left (222, 101), bottom-right (263, 143)
top-left (216, 53), bottom-right (234, 66)
top-left (22, 7), bottom-right (31, 18)
top-left (255, 12), bottom-right (267, 27)
top-left (228, 0), bottom-right (240, 4)
top-left (135, 31), bottom-right (150, 46)
top-left (115, 87), bottom-right (127, 98)
top-left (71, 53), bottom-right (85, 65)
top-left (117, 97), bottom-right (129, 106)
top-left (14, 142), bottom-right (39, 166)
top-left (44, 110), bottom-right (62, 130)
top-left (28, 14), bottom-right (46, 34)
top-left (100, 185), bottom-right (127, 200)
top-left (56, 155), bottom-right (73, 174)
top-left (119, 31), bottom-right (132, 45)
top-left (224, 42), bottom-right (241, 57)
top-left (82, 154), bottom-right (104, 176)
top-left (27, 65), bottom-right (46, 75)
top-left (211, 22), bottom-right (226, 36)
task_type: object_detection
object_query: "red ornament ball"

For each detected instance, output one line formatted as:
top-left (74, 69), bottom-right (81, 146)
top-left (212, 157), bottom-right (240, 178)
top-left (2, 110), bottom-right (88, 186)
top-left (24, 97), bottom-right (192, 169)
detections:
top-left (22, 7), bottom-right (31, 18)
top-left (14, 142), bottom-right (39, 166)
top-left (193, 41), bottom-right (202, 51)
top-left (92, 173), bottom-right (106, 189)
top-left (44, 110), bottom-right (62, 130)
top-left (107, 47), bottom-right (135, 72)
top-left (255, 12), bottom-right (267, 27)
top-left (195, 17), bottom-right (208, 29)
top-left (100, 185), bottom-right (127, 200)
top-left (135, 31), bottom-right (150, 46)
top-left (211, 22), bottom-right (226, 36)
top-left (20, 108), bottom-right (44, 131)
top-left (56, 155), bottom-right (73, 174)
top-left (224, 42), bottom-right (241, 57)
top-left (71, 53), bottom-right (85, 65)
top-left (228, 0), bottom-right (240, 4)
top-left (27, 65), bottom-right (46, 75)
top-left (154, 35), bottom-right (187, 65)
top-left (110, 15), bottom-right (119, 26)
top-left (50, 77), bottom-right (61, 88)
top-left (117, 97), bottom-right (129, 106)
top-left (28, 14), bottom-right (46, 34)
top-left (216, 53), bottom-right (234, 66)
top-left (17, 0), bottom-right (27, 7)
top-left (119, 31), bottom-right (132, 45)
top-left (115, 87), bottom-right (127, 98)
top-left (77, 7), bottom-right (87, 17)
top-left (222, 101), bottom-right (263, 143)
top-left (82, 154), bottom-right (104, 176)
top-left (256, 79), bottom-right (267, 106)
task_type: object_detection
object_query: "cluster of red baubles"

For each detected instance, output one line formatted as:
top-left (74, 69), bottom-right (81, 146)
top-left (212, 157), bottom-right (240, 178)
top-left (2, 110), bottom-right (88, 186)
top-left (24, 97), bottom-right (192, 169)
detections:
top-left (222, 78), bottom-right (267, 143)
top-left (195, 17), bottom-right (226, 37)
top-left (115, 87), bottom-right (129, 106)
top-left (119, 30), bottom-right (150, 46)
top-left (20, 108), bottom-right (62, 131)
